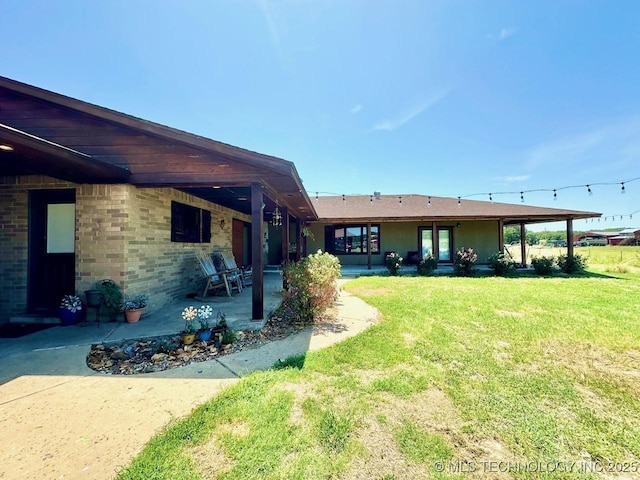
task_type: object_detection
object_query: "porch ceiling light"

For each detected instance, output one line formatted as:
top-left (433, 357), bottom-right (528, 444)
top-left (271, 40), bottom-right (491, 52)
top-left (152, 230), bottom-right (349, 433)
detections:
top-left (0, 144), bottom-right (14, 152)
top-left (271, 201), bottom-right (282, 227)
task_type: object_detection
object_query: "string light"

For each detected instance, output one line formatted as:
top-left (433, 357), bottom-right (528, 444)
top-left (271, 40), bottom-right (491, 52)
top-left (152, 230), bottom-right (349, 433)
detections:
top-left (308, 177), bottom-right (640, 222)
top-left (370, 195), bottom-right (373, 204)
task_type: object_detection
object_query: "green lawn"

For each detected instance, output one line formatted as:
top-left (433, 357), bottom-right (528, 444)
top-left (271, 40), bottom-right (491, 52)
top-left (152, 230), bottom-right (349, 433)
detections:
top-left (119, 248), bottom-right (640, 480)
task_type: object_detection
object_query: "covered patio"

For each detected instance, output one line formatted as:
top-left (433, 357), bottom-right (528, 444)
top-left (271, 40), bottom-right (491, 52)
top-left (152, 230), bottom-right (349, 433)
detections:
top-left (0, 272), bottom-right (285, 366)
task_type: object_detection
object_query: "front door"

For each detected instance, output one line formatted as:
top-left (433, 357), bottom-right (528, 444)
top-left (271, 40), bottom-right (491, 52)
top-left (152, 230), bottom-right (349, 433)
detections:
top-left (28, 189), bottom-right (76, 313)
top-left (232, 218), bottom-right (251, 267)
top-left (419, 227), bottom-right (453, 262)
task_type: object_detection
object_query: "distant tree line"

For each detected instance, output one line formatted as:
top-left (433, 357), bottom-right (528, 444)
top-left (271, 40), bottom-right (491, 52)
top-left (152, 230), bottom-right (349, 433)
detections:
top-left (505, 226), bottom-right (629, 246)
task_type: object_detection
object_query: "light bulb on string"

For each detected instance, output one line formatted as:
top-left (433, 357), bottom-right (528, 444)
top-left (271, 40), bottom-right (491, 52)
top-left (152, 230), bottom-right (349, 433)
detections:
top-left (342, 194), bottom-right (345, 203)
top-left (315, 192), bottom-right (318, 201)
top-left (398, 196), bottom-right (402, 207)
top-left (553, 189), bottom-right (557, 201)
top-left (587, 185), bottom-right (593, 196)
top-left (489, 193), bottom-right (493, 202)
top-left (427, 196), bottom-right (431, 208)
top-left (370, 195), bottom-right (373, 204)
top-left (621, 182), bottom-right (626, 194)
top-left (520, 192), bottom-right (524, 203)
top-left (457, 196), bottom-right (461, 207)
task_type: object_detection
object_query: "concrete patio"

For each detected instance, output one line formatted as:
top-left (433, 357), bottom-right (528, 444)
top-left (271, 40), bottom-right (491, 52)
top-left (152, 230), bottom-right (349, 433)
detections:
top-left (0, 272), bottom-right (285, 372)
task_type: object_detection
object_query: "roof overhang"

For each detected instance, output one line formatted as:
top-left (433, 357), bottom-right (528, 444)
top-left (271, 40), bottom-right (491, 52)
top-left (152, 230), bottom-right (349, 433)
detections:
top-left (311, 195), bottom-right (600, 225)
top-left (0, 123), bottom-right (131, 183)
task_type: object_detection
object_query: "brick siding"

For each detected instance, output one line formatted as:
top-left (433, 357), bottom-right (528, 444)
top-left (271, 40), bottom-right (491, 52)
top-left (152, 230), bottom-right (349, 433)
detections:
top-left (0, 176), bottom-right (250, 320)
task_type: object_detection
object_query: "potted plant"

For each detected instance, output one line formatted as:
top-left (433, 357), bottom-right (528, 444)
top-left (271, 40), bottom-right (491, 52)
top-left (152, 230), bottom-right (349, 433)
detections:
top-left (122, 294), bottom-right (148, 323)
top-left (181, 306), bottom-right (199, 345)
top-left (96, 279), bottom-right (124, 322)
top-left (212, 312), bottom-right (228, 346)
top-left (196, 305), bottom-right (214, 341)
top-left (84, 289), bottom-right (102, 308)
top-left (59, 294), bottom-right (85, 325)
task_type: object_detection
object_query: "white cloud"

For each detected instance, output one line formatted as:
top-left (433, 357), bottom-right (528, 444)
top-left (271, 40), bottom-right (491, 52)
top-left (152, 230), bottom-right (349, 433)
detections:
top-left (487, 27), bottom-right (517, 42)
top-left (500, 28), bottom-right (517, 40)
top-left (526, 131), bottom-right (607, 170)
top-left (373, 90), bottom-right (450, 131)
top-left (493, 175), bottom-right (531, 183)
top-left (523, 117), bottom-right (640, 176)
top-left (350, 104), bottom-right (363, 114)
top-left (256, 0), bottom-right (293, 71)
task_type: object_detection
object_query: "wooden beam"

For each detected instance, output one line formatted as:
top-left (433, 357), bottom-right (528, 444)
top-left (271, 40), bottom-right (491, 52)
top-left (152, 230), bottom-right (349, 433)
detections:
top-left (251, 183), bottom-right (264, 320)
top-left (281, 206), bottom-right (290, 266)
top-left (367, 222), bottom-right (372, 270)
top-left (520, 223), bottom-right (527, 266)
top-left (498, 218), bottom-right (505, 253)
top-left (432, 221), bottom-right (439, 262)
top-left (295, 219), bottom-right (302, 261)
top-left (567, 218), bottom-right (574, 259)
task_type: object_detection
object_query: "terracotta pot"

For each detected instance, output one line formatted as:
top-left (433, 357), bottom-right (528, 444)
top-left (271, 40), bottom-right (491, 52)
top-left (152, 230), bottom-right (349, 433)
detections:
top-left (124, 308), bottom-right (144, 323)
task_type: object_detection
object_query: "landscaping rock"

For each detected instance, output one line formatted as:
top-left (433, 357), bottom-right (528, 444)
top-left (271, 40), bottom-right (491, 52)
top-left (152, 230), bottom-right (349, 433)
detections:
top-left (86, 314), bottom-right (310, 375)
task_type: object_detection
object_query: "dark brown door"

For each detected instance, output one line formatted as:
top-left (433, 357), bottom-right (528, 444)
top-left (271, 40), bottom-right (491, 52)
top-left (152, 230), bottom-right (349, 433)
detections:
top-left (232, 219), bottom-right (251, 267)
top-left (28, 189), bottom-right (76, 313)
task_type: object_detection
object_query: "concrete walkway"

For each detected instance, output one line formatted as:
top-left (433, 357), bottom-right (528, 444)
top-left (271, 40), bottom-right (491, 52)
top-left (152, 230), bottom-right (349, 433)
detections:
top-left (0, 280), bottom-right (378, 480)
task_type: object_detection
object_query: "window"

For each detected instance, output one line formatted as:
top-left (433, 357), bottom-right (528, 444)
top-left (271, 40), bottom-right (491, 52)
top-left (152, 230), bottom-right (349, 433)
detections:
top-left (326, 224), bottom-right (380, 255)
top-left (171, 201), bottom-right (211, 243)
top-left (419, 227), bottom-right (453, 262)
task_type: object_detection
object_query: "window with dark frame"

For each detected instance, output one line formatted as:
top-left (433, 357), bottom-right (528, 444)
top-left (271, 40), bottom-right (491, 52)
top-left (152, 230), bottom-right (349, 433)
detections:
top-left (171, 201), bottom-right (212, 243)
top-left (327, 224), bottom-right (380, 255)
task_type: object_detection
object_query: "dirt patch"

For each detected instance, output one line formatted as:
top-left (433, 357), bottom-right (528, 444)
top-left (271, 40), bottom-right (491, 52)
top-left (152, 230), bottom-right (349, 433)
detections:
top-left (189, 433), bottom-right (235, 479)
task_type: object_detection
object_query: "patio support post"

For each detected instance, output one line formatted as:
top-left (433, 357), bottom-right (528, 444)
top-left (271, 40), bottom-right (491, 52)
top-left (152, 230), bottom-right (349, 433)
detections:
top-left (567, 217), bottom-right (574, 259)
top-left (432, 221), bottom-right (439, 262)
top-left (281, 206), bottom-right (290, 266)
top-left (251, 183), bottom-right (264, 320)
top-left (520, 223), bottom-right (527, 266)
top-left (295, 219), bottom-right (302, 261)
top-left (498, 219), bottom-right (505, 253)
top-left (367, 222), bottom-right (372, 270)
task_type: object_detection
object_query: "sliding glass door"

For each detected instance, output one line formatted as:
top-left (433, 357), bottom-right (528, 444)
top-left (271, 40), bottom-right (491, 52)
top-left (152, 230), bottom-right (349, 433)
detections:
top-left (419, 227), bottom-right (453, 262)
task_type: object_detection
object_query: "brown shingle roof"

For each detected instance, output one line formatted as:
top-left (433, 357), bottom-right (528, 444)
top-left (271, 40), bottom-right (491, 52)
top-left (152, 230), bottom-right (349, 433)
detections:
top-left (312, 194), bottom-right (600, 225)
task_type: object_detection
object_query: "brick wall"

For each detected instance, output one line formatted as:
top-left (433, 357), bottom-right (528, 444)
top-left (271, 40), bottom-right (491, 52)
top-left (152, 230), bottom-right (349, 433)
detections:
top-left (0, 176), bottom-right (251, 320)
top-left (0, 176), bottom-right (76, 318)
top-left (122, 186), bottom-right (250, 312)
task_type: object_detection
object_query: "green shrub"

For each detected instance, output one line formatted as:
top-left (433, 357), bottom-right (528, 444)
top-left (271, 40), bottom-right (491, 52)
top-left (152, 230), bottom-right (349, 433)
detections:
top-left (557, 254), bottom-right (587, 274)
top-left (282, 250), bottom-right (341, 323)
top-left (96, 279), bottom-right (123, 321)
top-left (531, 256), bottom-right (555, 275)
top-left (385, 252), bottom-right (403, 276)
top-left (487, 252), bottom-right (517, 276)
top-left (417, 254), bottom-right (438, 276)
top-left (453, 247), bottom-right (477, 277)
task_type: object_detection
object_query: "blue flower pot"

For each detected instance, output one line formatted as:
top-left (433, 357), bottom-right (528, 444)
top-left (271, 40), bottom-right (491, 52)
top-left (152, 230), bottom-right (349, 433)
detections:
top-left (59, 308), bottom-right (84, 326)
top-left (197, 330), bottom-right (212, 342)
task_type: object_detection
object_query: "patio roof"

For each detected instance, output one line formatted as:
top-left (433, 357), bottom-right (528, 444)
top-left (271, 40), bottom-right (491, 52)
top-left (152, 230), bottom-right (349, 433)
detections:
top-left (0, 76), bottom-right (316, 219)
top-left (312, 194), bottom-right (601, 225)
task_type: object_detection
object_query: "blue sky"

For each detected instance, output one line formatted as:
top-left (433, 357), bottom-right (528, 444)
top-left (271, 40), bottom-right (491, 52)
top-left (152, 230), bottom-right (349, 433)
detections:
top-left (2, 0), bottom-right (639, 231)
